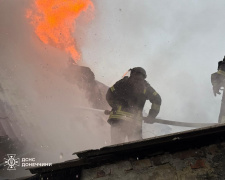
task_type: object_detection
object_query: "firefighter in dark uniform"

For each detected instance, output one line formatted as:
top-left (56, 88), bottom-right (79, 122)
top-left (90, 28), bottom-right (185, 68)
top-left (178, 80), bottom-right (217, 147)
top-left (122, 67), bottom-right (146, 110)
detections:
top-left (211, 56), bottom-right (225, 123)
top-left (106, 67), bottom-right (162, 144)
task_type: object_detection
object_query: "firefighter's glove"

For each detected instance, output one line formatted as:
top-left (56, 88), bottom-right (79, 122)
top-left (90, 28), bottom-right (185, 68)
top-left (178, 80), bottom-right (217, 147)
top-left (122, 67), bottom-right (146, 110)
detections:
top-left (104, 110), bottom-right (111, 115)
top-left (213, 86), bottom-right (221, 96)
top-left (144, 117), bottom-right (154, 124)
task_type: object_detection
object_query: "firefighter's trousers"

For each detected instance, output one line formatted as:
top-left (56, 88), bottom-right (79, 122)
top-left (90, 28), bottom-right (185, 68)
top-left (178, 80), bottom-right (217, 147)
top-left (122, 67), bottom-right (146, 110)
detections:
top-left (110, 119), bottom-right (142, 144)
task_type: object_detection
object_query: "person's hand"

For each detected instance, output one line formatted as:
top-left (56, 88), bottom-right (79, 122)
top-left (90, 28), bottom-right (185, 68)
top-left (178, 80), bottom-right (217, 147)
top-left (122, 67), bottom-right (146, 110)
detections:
top-left (213, 86), bottom-right (221, 96)
top-left (104, 110), bottom-right (111, 115)
top-left (144, 116), bottom-right (154, 124)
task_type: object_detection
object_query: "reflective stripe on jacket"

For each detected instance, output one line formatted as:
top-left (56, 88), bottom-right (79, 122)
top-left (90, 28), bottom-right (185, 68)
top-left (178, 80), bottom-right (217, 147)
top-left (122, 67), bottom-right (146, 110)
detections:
top-left (108, 105), bottom-right (142, 126)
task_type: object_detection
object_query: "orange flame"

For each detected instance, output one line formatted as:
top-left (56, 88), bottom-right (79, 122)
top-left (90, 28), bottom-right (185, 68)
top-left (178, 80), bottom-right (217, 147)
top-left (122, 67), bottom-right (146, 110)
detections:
top-left (27, 0), bottom-right (94, 62)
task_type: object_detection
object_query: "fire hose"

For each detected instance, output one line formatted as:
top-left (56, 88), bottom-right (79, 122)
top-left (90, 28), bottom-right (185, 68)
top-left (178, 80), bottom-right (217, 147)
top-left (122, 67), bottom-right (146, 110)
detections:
top-left (75, 106), bottom-right (217, 128)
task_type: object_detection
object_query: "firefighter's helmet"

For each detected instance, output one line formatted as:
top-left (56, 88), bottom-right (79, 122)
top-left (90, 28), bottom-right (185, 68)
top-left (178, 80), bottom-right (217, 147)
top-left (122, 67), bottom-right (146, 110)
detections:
top-left (218, 56), bottom-right (225, 71)
top-left (130, 67), bottom-right (147, 79)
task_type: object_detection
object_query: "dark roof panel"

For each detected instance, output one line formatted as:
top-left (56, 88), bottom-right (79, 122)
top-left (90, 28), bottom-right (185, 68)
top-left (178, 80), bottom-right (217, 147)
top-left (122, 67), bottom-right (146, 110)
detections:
top-left (29, 123), bottom-right (225, 175)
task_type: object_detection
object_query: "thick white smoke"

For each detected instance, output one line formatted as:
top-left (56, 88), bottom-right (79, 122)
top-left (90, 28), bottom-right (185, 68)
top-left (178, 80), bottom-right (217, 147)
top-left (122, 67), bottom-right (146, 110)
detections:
top-left (1, 0), bottom-right (225, 178)
top-left (0, 1), bottom-right (110, 178)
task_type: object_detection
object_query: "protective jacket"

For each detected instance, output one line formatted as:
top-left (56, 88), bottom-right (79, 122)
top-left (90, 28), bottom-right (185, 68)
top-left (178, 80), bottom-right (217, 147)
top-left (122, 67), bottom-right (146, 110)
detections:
top-left (211, 61), bottom-right (225, 96)
top-left (106, 76), bottom-right (161, 125)
top-left (211, 62), bottom-right (225, 123)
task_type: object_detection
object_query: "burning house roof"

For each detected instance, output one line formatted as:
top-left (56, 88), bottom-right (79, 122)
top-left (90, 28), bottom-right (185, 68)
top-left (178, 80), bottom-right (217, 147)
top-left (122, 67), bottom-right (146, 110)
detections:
top-left (2, 1), bottom-right (225, 179)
